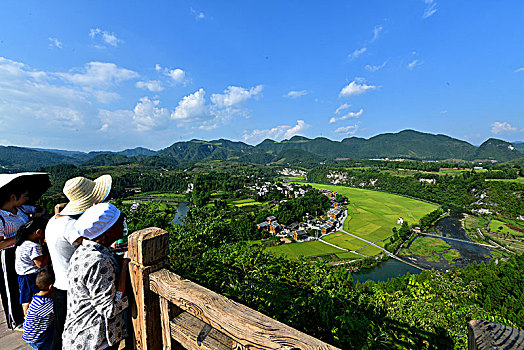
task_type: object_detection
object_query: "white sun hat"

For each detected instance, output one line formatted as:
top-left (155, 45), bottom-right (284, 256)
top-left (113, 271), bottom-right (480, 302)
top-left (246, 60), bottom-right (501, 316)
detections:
top-left (75, 203), bottom-right (121, 239)
top-left (59, 175), bottom-right (112, 216)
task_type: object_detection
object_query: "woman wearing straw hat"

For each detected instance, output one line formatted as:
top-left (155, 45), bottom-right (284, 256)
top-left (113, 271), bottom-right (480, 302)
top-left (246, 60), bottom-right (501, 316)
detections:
top-left (45, 174), bottom-right (111, 350)
top-left (0, 172), bottom-right (50, 330)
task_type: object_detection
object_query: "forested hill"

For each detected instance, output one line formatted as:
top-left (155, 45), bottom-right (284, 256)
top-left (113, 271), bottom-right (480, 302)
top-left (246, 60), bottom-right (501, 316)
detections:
top-left (1, 130), bottom-right (522, 171)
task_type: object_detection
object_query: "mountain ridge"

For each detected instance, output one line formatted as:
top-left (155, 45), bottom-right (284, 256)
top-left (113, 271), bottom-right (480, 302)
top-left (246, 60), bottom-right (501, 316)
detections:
top-left (2, 130), bottom-right (522, 171)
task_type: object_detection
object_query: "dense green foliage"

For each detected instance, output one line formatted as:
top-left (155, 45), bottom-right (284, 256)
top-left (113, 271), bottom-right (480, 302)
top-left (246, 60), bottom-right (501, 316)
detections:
top-left (158, 204), bottom-right (523, 349)
top-left (275, 190), bottom-right (331, 225)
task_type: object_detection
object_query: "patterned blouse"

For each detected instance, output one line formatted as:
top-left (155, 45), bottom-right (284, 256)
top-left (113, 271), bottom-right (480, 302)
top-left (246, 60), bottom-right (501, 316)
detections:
top-left (0, 205), bottom-right (35, 249)
top-left (63, 240), bottom-right (128, 350)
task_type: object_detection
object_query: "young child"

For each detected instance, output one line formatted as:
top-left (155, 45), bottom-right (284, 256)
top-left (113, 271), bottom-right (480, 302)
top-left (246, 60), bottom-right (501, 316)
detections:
top-left (15, 217), bottom-right (50, 315)
top-left (23, 268), bottom-right (55, 350)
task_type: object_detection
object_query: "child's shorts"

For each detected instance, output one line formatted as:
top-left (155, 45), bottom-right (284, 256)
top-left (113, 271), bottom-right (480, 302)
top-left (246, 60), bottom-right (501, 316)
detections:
top-left (18, 273), bottom-right (39, 304)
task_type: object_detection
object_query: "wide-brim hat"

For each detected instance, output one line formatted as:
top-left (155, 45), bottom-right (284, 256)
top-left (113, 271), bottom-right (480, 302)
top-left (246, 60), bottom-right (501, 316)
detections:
top-left (0, 172), bottom-right (51, 205)
top-left (60, 175), bottom-right (112, 216)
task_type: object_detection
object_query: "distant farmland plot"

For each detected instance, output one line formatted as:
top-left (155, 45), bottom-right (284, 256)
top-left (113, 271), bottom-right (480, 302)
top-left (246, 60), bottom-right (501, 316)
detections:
top-left (268, 240), bottom-right (344, 259)
top-left (323, 234), bottom-right (367, 251)
top-left (486, 177), bottom-right (524, 185)
top-left (307, 183), bottom-right (438, 245)
top-left (489, 219), bottom-right (524, 236)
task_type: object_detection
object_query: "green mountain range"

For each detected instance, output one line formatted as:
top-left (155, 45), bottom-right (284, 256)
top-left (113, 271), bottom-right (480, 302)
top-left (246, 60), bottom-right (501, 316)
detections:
top-left (1, 130), bottom-right (522, 171)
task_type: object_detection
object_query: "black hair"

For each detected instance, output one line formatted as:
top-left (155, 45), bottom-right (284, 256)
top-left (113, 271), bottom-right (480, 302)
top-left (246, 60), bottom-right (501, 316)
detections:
top-left (36, 266), bottom-right (54, 291)
top-left (0, 183), bottom-right (28, 207)
top-left (15, 217), bottom-right (48, 247)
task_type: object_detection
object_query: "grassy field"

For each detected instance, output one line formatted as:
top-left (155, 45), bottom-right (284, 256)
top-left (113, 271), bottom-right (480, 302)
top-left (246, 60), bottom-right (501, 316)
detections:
top-left (407, 237), bottom-right (451, 257)
top-left (268, 241), bottom-right (345, 259)
top-left (131, 192), bottom-right (186, 200)
top-left (322, 233), bottom-right (368, 251)
top-left (485, 177), bottom-right (524, 184)
top-left (356, 245), bottom-right (383, 256)
top-left (306, 183), bottom-right (438, 244)
top-left (490, 219), bottom-right (524, 236)
top-left (229, 198), bottom-right (265, 207)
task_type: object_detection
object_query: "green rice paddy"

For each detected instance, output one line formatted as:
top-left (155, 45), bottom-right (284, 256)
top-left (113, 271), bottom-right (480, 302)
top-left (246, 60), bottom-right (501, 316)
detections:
top-left (266, 183), bottom-right (438, 260)
top-left (307, 183), bottom-right (437, 244)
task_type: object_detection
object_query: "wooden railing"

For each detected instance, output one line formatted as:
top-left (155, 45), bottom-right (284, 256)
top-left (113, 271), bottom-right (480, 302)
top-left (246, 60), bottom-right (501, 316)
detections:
top-left (127, 227), bottom-right (340, 350)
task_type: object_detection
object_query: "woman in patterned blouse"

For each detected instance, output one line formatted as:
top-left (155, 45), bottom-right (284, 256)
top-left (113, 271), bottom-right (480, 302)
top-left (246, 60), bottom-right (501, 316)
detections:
top-left (63, 203), bottom-right (129, 350)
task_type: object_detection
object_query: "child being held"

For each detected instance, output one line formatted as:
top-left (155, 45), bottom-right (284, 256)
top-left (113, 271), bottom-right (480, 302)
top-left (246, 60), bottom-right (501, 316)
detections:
top-left (23, 267), bottom-right (55, 350)
top-left (15, 217), bottom-right (50, 315)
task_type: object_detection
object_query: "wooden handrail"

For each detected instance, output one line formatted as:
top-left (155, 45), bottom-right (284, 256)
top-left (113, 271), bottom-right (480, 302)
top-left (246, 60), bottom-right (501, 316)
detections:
top-left (128, 227), bottom-right (340, 350)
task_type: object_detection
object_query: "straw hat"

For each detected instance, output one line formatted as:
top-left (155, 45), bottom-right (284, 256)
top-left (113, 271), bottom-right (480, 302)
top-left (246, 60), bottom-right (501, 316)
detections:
top-left (60, 175), bottom-right (112, 216)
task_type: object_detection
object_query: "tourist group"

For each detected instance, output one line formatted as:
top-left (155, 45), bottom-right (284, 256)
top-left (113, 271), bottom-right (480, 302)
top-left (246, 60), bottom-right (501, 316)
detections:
top-left (0, 172), bottom-right (129, 350)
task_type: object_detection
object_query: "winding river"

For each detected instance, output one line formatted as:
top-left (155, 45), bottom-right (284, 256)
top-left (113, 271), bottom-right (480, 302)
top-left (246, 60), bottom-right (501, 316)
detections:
top-left (353, 213), bottom-right (493, 283)
top-left (171, 202), bottom-right (190, 225)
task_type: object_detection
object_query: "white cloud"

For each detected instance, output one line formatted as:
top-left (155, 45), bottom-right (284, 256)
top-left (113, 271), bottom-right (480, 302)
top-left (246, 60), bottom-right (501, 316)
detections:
top-left (190, 7), bottom-right (206, 20)
top-left (48, 37), bottom-right (62, 48)
top-left (242, 120), bottom-right (310, 143)
top-left (136, 80), bottom-right (164, 92)
top-left (284, 90), bottom-right (308, 99)
top-left (339, 78), bottom-right (377, 98)
top-left (423, 0), bottom-right (438, 19)
top-left (491, 121), bottom-right (516, 134)
top-left (371, 25), bottom-right (383, 42)
top-left (365, 61), bottom-right (387, 72)
top-left (329, 108), bottom-right (363, 124)
top-left (0, 57), bottom-right (96, 135)
top-left (58, 62), bottom-right (138, 87)
top-left (172, 88), bottom-right (209, 122)
top-left (155, 64), bottom-right (186, 83)
top-left (210, 85), bottom-right (263, 108)
top-left (514, 67), bottom-right (524, 73)
top-left (98, 97), bottom-right (174, 132)
top-left (89, 28), bottom-right (122, 47)
top-left (132, 97), bottom-right (172, 131)
top-left (440, 110), bottom-right (448, 114)
top-left (408, 59), bottom-right (423, 70)
top-left (348, 47), bottom-right (367, 60)
top-left (166, 68), bottom-right (185, 82)
top-left (90, 89), bottom-right (120, 104)
top-left (335, 103), bottom-right (351, 114)
top-left (334, 123), bottom-right (360, 135)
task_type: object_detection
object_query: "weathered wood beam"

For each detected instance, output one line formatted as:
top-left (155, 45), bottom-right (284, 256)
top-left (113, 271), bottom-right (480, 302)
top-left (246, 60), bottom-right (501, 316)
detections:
top-left (468, 320), bottom-right (524, 350)
top-left (170, 311), bottom-right (243, 350)
top-left (128, 227), bottom-right (169, 350)
top-left (150, 269), bottom-right (340, 350)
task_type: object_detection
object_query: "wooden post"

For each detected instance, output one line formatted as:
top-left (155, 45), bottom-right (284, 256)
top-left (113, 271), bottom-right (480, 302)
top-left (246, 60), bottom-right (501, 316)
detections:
top-left (128, 227), bottom-right (169, 350)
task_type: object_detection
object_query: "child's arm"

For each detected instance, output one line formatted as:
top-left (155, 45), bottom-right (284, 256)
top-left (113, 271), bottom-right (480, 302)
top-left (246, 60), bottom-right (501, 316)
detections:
top-left (33, 254), bottom-right (50, 268)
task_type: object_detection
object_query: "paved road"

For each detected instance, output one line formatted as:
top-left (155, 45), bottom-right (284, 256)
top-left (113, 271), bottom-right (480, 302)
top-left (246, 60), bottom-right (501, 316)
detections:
top-left (0, 304), bottom-right (30, 350)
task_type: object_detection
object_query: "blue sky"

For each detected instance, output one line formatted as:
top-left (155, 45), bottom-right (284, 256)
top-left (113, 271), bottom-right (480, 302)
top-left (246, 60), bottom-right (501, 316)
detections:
top-left (0, 1), bottom-right (523, 151)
